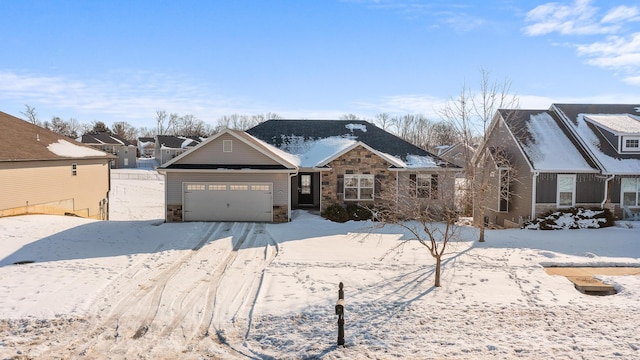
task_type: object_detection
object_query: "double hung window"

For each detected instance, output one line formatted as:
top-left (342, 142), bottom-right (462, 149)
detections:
top-left (344, 174), bottom-right (374, 201)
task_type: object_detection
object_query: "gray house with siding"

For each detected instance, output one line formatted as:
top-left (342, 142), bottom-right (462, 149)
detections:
top-left (475, 104), bottom-right (640, 227)
top-left (157, 121), bottom-right (460, 223)
top-left (80, 132), bottom-right (137, 168)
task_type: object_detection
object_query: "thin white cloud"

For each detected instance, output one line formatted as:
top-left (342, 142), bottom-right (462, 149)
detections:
top-left (0, 70), bottom-right (254, 127)
top-left (601, 5), bottom-right (640, 23)
top-left (523, 0), bottom-right (620, 35)
top-left (523, 0), bottom-right (640, 86)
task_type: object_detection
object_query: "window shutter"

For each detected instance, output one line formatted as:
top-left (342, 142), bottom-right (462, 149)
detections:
top-left (375, 174), bottom-right (382, 196)
top-left (337, 174), bottom-right (344, 197)
top-left (431, 174), bottom-right (438, 199)
top-left (409, 174), bottom-right (416, 197)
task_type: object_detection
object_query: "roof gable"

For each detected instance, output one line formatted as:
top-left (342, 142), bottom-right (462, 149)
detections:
top-left (0, 111), bottom-right (112, 162)
top-left (160, 129), bottom-right (297, 170)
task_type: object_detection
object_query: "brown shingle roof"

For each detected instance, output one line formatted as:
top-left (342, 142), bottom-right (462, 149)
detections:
top-left (0, 111), bottom-right (113, 162)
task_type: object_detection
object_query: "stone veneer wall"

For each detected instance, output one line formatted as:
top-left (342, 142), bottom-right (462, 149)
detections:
top-left (321, 145), bottom-right (396, 212)
top-left (167, 204), bottom-right (182, 222)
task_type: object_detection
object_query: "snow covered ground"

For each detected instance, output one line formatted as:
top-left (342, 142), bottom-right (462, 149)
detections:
top-left (1, 168), bottom-right (639, 359)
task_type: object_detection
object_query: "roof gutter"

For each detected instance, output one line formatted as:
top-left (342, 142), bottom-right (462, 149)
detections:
top-left (156, 168), bottom-right (297, 174)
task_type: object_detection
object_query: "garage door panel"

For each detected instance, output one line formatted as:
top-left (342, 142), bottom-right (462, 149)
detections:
top-left (183, 182), bottom-right (273, 222)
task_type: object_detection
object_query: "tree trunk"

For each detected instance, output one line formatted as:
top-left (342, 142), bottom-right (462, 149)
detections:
top-left (479, 225), bottom-right (485, 242)
top-left (434, 256), bottom-right (442, 287)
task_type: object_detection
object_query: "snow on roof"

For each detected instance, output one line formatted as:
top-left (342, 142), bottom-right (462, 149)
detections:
top-left (345, 123), bottom-right (367, 132)
top-left (405, 154), bottom-right (439, 168)
top-left (575, 114), bottom-right (640, 174)
top-left (278, 136), bottom-right (355, 167)
top-left (181, 138), bottom-right (194, 148)
top-left (523, 113), bottom-right (595, 172)
top-left (47, 139), bottom-right (108, 158)
top-left (584, 114), bottom-right (640, 134)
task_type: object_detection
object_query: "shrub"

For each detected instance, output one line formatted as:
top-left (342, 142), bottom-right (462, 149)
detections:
top-left (323, 203), bottom-right (349, 223)
top-left (523, 207), bottom-right (614, 230)
top-left (346, 204), bottom-right (373, 221)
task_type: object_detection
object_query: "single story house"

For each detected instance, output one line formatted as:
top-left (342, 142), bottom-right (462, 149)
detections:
top-left (474, 103), bottom-right (640, 227)
top-left (0, 111), bottom-right (114, 219)
top-left (157, 120), bottom-right (460, 223)
top-left (80, 132), bottom-right (137, 168)
top-left (154, 135), bottom-right (204, 165)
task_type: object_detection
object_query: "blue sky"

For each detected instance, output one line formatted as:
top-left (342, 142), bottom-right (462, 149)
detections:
top-left (1, 0), bottom-right (639, 129)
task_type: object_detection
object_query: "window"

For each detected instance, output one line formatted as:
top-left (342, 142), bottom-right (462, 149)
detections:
top-left (124, 158), bottom-right (129, 166)
top-left (223, 140), bottom-right (232, 152)
top-left (499, 168), bottom-right (510, 212)
top-left (300, 175), bottom-right (311, 195)
top-left (186, 184), bottom-right (206, 191)
top-left (71, 163), bottom-right (77, 176)
top-left (251, 185), bottom-right (270, 191)
top-left (209, 184), bottom-right (226, 191)
top-left (623, 138), bottom-right (639, 151)
top-left (622, 178), bottom-right (640, 207)
top-left (344, 174), bottom-right (374, 201)
top-left (412, 174), bottom-right (438, 199)
top-left (230, 184), bottom-right (248, 191)
top-left (557, 174), bottom-right (575, 207)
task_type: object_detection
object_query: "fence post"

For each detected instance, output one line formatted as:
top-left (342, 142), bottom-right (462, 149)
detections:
top-left (335, 282), bottom-right (345, 346)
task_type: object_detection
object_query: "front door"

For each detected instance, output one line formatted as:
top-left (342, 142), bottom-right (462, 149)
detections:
top-left (298, 174), bottom-right (314, 206)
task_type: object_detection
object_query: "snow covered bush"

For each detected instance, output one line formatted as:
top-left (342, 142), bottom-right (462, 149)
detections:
top-left (322, 203), bottom-right (349, 223)
top-left (523, 207), bottom-right (614, 230)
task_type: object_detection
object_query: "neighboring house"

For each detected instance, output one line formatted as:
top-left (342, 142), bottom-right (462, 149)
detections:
top-left (138, 137), bottom-right (155, 158)
top-left (437, 142), bottom-right (476, 170)
top-left (474, 104), bottom-right (640, 228)
top-left (0, 111), bottom-right (114, 219)
top-left (157, 120), bottom-right (460, 223)
top-left (80, 132), bottom-right (137, 168)
top-left (154, 135), bottom-right (204, 165)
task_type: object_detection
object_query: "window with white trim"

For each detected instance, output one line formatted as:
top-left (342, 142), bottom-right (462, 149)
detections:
top-left (251, 185), bottom-right (270, 191)
top-left (124, 158), bottom-right (129, 166)
top-left (623, 138), bottom-right (639, 151)
top-left (223, 140), bottom-right (232, 152)
top-left (209, 184), bottom-right (226, 191)
top-left (557, 174), bottom-right (575, 207)
top-left (344, 174), bottom-right (374, 201)
top-left (412, 174), bottom-right (438, 199)
top-left (229, 184), bottom-right (248, 191)
top-left (622, 178), bottom-right (640, 207)
top-left (186, 184), bottom-right (206, 191)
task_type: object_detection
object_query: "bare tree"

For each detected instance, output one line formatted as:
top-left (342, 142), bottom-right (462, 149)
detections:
top-left (44, 116), bottom-right (78, 138)
top-left (111, 121), bottom-right (138, 142)
top-left (439, 69), bottom-right (519, 242)
top-left (369, 170), bottom-right (461, 287)
top-left (156, 110), bottom-right (167, 135)
top-left (373, 113), bottom-right (391, 130)
top-left (21, 104), bottom-right (40, 126)
top-left (339, 113), bottom-right (360, 120)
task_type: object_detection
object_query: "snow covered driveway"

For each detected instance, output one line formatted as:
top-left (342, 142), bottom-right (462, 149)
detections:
top-left (1, 170), bottom-right (640, 359)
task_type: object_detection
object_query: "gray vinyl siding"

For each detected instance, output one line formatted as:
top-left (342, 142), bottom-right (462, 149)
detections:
top-left (478, 117), bottom-right (534, 226)
top-left (177, 133), bottom-right (282, 166)
top-left (536, 173), bottom-right (605, 204)
top-left (165, 172), bottom-right (289, 206)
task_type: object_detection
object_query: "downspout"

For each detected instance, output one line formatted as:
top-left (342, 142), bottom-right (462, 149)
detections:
top-left (531, 171), bottom-right (539, 220)
top-left (601, 174), bottom-right (615, 209)
top-left (288, 171), bottom-right (298, 222)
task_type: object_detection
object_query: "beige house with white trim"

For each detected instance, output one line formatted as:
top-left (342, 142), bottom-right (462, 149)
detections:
top-left (0, 111), bottom-right (114, 219)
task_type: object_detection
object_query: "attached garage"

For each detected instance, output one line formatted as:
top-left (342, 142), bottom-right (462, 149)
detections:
top-left (183, 182), bottom-right (273, 222)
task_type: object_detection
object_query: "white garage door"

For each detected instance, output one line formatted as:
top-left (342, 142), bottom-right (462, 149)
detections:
top-left (183, 182), bottom-right (273, 222)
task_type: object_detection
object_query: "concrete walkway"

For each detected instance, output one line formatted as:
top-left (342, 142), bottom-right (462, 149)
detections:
top-left (544, 267), bottom-right (640, 295)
